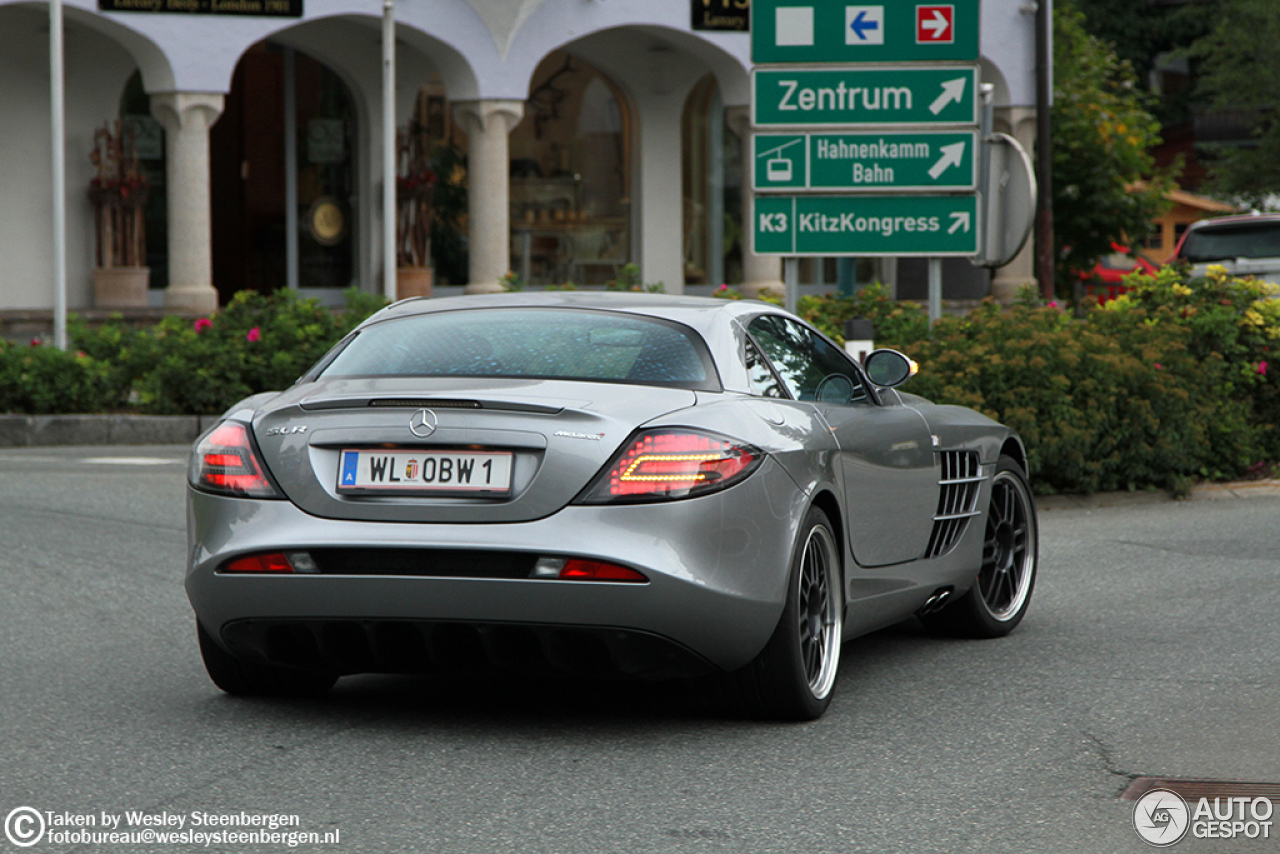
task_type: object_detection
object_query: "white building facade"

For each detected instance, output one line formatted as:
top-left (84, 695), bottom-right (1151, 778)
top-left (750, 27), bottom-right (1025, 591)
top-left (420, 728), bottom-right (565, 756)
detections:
top-left (0, 0), bottom-right (1041, 313)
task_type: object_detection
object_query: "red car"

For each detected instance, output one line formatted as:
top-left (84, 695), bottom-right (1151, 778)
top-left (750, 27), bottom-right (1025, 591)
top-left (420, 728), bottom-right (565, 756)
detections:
top-left (1081, 243), bottom-right (1159, 302)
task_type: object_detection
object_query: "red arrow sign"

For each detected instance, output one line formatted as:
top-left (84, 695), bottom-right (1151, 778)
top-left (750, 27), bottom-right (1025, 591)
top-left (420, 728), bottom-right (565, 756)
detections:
top-left (916, 5), bottom-right (955, 43)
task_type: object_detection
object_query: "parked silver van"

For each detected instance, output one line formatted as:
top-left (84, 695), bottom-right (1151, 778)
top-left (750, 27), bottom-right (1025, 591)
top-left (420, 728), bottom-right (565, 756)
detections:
top-left (1174, 214), bottom-right (1280, 283)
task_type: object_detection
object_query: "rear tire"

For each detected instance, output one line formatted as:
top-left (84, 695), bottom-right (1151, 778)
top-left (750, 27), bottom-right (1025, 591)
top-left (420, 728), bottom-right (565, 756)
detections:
top-left (723, 507), bottom-right (843, 721)
top-left (197, 621), bottom-right (336, 697)
top-left (921, 455), bottom-right (1038, 639)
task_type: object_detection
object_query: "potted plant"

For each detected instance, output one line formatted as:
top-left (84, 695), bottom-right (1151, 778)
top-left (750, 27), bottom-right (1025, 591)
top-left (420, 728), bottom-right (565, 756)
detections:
top-left (89, 120), bottom-right (150, 309)
top-left (396, 119), bottom-right (437, 298)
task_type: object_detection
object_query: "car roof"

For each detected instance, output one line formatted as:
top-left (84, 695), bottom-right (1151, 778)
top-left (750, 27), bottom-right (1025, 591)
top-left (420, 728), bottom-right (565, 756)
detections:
top-left (1185, 213), bottom-right (1280, 231)
top-left (362, 291), bottom-right (785, 337)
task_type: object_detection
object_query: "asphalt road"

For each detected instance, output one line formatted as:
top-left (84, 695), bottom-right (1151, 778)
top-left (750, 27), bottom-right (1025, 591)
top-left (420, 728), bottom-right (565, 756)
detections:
top-left (1, 446), bottom-right (1277, 854)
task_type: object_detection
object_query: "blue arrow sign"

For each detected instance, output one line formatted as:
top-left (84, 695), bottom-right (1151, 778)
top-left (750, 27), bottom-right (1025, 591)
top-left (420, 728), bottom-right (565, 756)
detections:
top-left (850, 10), bottom-right (878, 41)
top-left (845, 6), bottom-right (885, 46)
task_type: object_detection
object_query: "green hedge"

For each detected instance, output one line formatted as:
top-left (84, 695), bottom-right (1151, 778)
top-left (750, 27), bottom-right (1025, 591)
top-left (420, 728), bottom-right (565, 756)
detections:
top-left (1, 288), bottom-right (385, 417)
top-left (816, 266), bottom-right (1278, 494)
top-left (0, 340), bottom-right (118, 414)
top-left (3, 269), bottom-right (1277, 496)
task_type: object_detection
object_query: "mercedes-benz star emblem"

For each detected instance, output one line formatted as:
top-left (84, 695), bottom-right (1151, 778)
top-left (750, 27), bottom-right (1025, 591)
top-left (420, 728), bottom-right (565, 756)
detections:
top-left (408, 409), bottom-right (438, 438)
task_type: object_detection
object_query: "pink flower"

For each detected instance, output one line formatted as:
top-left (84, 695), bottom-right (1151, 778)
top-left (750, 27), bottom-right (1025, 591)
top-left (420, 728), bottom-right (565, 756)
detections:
top-left (193, 317), bottom-right (213, 333)
top-left (1048, 301), bottom-right (1058, 309)
top-left (1258, 361), bottom-right (1269, 376)
top-left (246, 327), bottom-right (261, 343)
top-left (717, 284), bottom-right (728, 292)
top-left (1155, 363), bottom-right (1163, 370)
top-left (29, 338), bottom-right (41, 347)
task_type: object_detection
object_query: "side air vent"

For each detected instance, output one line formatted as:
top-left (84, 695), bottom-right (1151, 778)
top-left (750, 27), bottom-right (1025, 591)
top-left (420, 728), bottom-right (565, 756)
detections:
top-left (924, 450), bottom-right (985, 559)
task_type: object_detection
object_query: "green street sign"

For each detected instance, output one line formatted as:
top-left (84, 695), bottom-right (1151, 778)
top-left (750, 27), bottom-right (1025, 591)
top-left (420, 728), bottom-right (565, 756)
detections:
top-left (753, 194), bottom-right (979, 256)
top-left (752, 66), bottom-right (978, 128)
top-left (755, 131), bottom-right (977, 192)
top-left (751, 0), bottom-right (980, 64)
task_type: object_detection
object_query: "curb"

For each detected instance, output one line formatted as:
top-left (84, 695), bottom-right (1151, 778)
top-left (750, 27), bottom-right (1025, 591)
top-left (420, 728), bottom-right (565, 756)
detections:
top-left (0, 414), bottom-right (221, 447)
top-left (1036, 479), bottom-right (1280, 510)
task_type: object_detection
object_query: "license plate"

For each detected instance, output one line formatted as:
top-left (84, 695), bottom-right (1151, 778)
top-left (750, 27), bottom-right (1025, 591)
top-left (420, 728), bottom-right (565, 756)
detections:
top-left (338, 449), bottom-right (514, 495)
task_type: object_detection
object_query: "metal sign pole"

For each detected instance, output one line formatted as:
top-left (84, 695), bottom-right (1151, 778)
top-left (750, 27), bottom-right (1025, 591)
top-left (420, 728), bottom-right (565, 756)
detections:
top-left (382, 0), bottom-right (397, 301)
top-left (928, 257), bottom-right (942, 324)
top-left (976, 83), bottom-right (993, 266)
top-left (784, 256), bottom-right (799, 315)
top-left (50, 0), bottom-right (67, 349)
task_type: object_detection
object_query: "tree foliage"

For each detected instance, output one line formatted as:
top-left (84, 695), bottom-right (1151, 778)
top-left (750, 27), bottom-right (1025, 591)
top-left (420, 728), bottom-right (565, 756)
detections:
top-left (1070, 0), bottom-right (1212, 127)
top-left (1190, 0), bottom-right (1280, 207)
top-left (1052, 2), bottom-right (1175, 292)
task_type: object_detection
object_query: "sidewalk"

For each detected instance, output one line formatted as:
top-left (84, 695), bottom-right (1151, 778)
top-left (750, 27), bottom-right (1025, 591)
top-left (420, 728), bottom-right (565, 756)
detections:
top-left (0, 413), bottom-right (219, 447)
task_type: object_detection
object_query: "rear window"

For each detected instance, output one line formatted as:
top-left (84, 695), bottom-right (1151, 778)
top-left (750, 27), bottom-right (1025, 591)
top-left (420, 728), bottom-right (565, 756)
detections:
top-left (1178, 220), bottom-right (1280, 263)
top-left (318, 308), bottom-right (719, 390)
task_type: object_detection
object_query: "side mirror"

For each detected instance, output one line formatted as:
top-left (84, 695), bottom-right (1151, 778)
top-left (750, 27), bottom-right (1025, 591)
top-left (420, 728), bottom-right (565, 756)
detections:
top-left (864, 349), bottom-right (918, 388)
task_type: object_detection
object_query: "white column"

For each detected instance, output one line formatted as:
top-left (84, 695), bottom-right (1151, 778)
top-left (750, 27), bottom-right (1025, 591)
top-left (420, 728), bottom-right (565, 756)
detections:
top-left (453, 100), bottom-right (523, 294)
top-left (990, 105), bottom-right (1037, 303)
top-left (633, 91), bottom-right (686, 294)
top-left (726, 106), bottom-right (783, 299)
top-left (152, 92), bottom-right (224, 313)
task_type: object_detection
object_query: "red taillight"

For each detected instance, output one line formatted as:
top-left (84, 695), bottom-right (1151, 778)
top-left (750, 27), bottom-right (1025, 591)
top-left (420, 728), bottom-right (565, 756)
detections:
top-left (190, 422), bottom-right (281, 498)
top-left (559, 559), bottom-right (647, 582)
top-left (577, 429), bottom-right (762, 504)
top-left (530, 556), bottom-right (647, 582)
top-left (224, 553), bottom-right (294, 573)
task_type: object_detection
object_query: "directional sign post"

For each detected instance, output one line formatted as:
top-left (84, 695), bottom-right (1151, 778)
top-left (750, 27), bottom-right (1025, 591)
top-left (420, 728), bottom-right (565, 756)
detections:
top-left (748, 0), bottom-right (984, 318)
top-left (755, 131), bottom-right (977, 192)
top-left (752, 0), bottom-right (980, 64)
top-left (752, 66), bottom-right (978, 128)
top-left (754, 195), bottom-right (979, 257)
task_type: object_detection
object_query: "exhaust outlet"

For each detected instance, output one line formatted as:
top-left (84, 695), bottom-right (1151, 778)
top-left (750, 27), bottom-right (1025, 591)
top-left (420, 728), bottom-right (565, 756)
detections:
top-left (916, 587), bottom-right (954, 616)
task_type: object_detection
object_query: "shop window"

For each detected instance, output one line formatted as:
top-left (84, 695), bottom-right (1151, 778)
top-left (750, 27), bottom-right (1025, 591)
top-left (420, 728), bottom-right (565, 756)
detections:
top-left (1143, 222), bottom-right (1164, 251)
top-left (508, 53), bottom-right (632, 287)
top-left (294, 53), bottom-right (356, 293)
top-left (404, 80), bottom-right (469, 287)
top-left (211, 44), bottom-right (356, 304)
top-left (682, 75), bottom-right (743, 287)
top-left (120, 72), bottom-right (167, 290)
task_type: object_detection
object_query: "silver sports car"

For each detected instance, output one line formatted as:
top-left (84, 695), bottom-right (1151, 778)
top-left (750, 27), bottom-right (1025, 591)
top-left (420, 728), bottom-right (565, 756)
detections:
top-left (186, 292), bottom-right (1037, 720)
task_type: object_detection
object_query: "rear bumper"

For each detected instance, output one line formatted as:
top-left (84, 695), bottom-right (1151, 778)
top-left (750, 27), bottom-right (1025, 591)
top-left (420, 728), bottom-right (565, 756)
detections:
top-left (186, 460), bottom-right (806, 673)
top-left (219, 618), bottom-right (713, 680)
